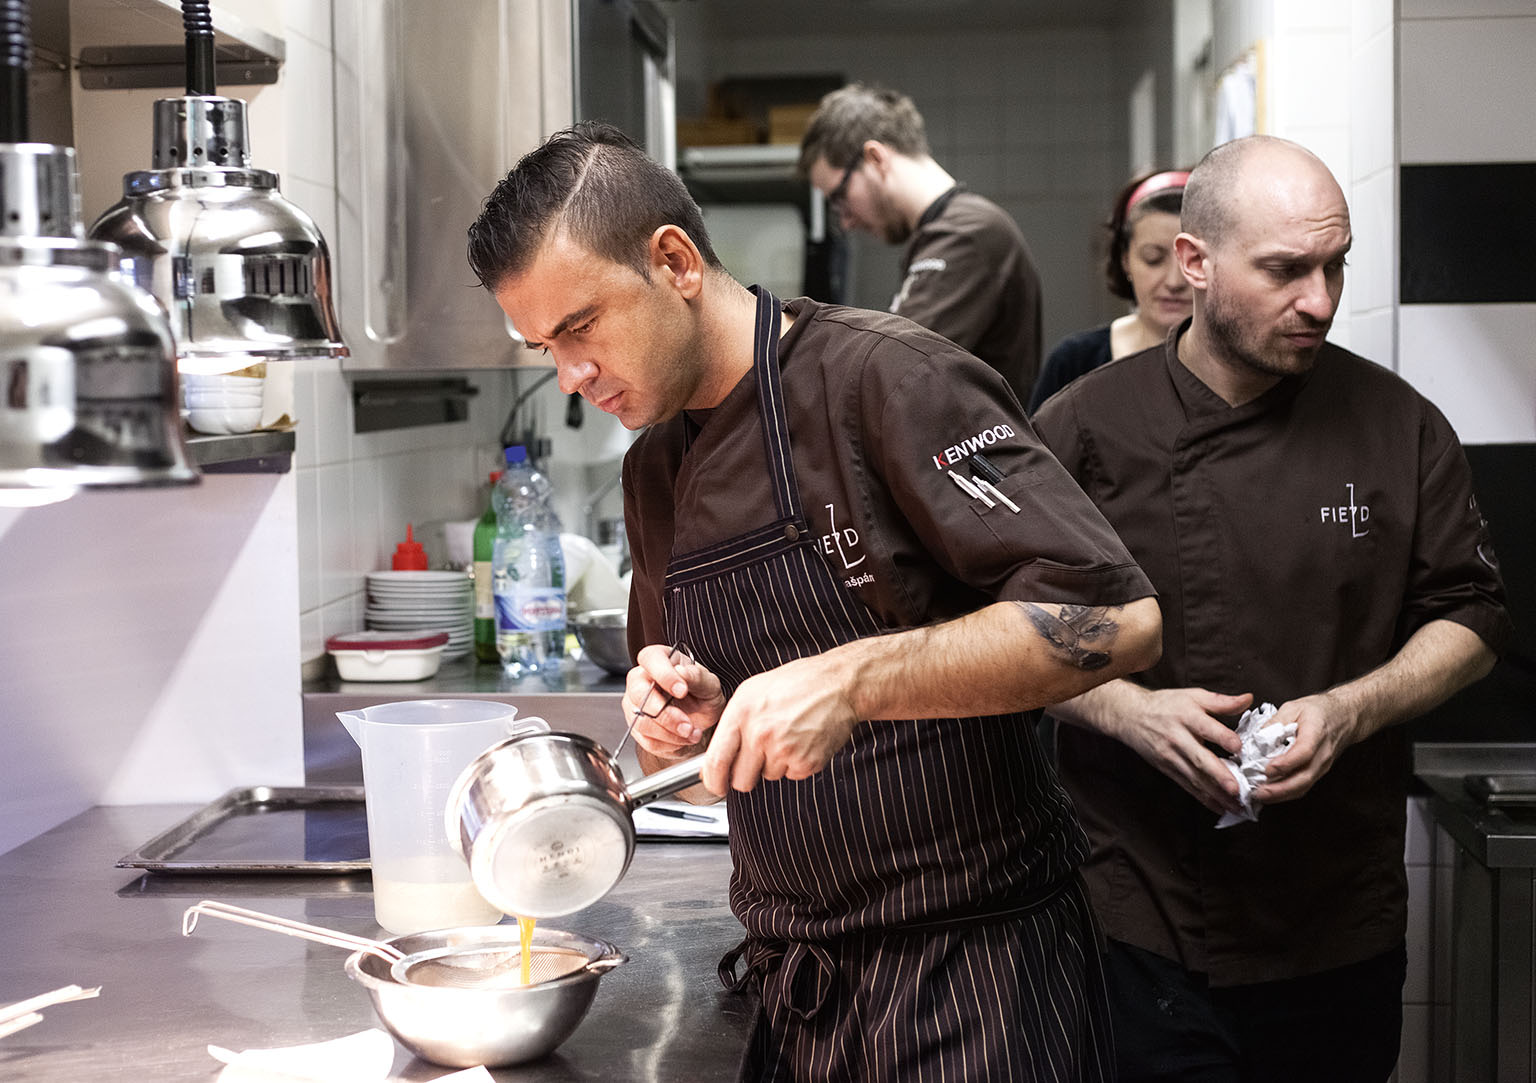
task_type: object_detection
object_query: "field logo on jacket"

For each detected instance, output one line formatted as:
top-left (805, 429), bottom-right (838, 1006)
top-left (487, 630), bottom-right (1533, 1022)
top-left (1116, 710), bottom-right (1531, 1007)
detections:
top-left (820, 502), bottom-right (867, 576)
top-left (1319, 482), bottom-right (1370, 538)
top-left (932, 424), bottom-right (1016, 470)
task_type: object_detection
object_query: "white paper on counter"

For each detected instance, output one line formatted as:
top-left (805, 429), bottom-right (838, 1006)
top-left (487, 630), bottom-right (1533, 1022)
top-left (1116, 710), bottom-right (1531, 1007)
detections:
top-left (209, 1028), bottom-right (394, 1083)
top-left (633, 800), bottom-right (728, 840)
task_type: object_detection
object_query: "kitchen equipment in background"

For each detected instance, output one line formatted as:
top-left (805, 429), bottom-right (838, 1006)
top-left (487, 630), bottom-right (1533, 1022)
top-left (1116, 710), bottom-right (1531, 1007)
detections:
top-left (0, 0), bottom-right (198, 506)
top-left (364, 570), bottom-right (473, 660)
top-left (336, 700), bottom-right (547, 934)
top-left (1416, 743), bottom-right (1536, 1082)
top-left (447, 731), bottom-right (705, 919)
top-left (332, 0), bottom-right (571, 371)
top-left (574, 0), bottom-right (675, 169)
top-left (115, 785), bottom-right (370, 873)
top-left (679, 143), bottom-right (844, 304)
top-left (702, 202), bottom-right (808, 301)
top-left (87, 0), bottom-right (346, 374)
top-left (183, 900), bottom-right (625, 1068)
top-left (570, 609), bottom-right (631, 677)
top-left (326, 630), bottom-right (448, 683)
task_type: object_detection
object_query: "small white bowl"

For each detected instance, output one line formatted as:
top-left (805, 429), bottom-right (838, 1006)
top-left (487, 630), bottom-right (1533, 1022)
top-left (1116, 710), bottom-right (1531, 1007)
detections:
top-left (183, 373), bottom-right (265, 391)
top-left (187, 405), bottom-right (263, 434)
top-left (187, 393), bottom-right (265, 408)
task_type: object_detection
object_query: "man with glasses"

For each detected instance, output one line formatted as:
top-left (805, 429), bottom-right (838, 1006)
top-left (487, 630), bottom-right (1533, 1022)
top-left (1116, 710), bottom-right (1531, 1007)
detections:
top-left (800, 83), bottom-right (1044, 405)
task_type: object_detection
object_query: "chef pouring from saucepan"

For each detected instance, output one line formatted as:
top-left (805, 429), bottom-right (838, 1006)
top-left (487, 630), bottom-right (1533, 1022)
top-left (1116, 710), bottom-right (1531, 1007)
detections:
top-left (467, 121), bottom-right (1163, 1082)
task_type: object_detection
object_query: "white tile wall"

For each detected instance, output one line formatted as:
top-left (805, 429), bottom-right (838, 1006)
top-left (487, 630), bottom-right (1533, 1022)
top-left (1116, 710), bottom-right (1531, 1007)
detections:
top-left (1349, 167), bottom-right (1396, 316)
top-left (1399, 17), bottom-right (1536, 163)
top-left (1398, 304), bottom-right (1536, 444)
top-left (1349, 23), bottom-right (1394, 181)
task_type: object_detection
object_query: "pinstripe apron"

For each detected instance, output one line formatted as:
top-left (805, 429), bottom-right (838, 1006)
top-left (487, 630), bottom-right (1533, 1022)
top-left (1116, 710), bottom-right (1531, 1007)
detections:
top-left (660, 288), bottom-right (1114, 1082)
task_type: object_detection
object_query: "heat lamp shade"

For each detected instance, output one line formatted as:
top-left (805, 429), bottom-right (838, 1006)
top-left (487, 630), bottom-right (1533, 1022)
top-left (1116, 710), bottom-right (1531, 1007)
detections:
top-left (90, 175), bottom-right (348, 368)
top-left (0, 236), bottom-right (199, 493)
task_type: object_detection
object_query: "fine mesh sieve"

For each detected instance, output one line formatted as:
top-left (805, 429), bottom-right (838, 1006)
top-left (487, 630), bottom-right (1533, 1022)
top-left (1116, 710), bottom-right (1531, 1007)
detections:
top-left (182, 900), bottom-right (593, 991)
top-left (393, 943), bottom-right (592, 989)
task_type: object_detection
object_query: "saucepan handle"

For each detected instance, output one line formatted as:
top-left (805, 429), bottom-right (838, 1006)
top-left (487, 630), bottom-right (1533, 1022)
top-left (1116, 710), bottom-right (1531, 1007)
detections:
top-left (625, 753), bottom-right (706, 807)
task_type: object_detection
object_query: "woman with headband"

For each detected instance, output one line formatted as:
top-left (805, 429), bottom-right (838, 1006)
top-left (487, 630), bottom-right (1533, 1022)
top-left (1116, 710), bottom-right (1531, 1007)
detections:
top-left (1028, 170), bottom-right (1191, 413)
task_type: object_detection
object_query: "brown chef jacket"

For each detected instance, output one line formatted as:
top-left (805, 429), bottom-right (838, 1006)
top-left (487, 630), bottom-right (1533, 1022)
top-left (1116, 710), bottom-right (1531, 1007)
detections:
top-left (891, 188), bottom-right (1043, 408)
top-left (624, 295), bottom-right (1152, 653)
top-left (1032, 326), bottom-right (1513, 985)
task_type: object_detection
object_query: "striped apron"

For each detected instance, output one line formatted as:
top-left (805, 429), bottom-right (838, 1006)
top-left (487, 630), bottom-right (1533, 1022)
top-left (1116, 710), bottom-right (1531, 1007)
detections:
top-left (663, 288), bottom-right (1114, 1082)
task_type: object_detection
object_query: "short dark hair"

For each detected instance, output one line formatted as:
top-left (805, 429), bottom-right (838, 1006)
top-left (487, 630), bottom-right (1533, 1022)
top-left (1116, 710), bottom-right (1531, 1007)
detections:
top-left (1180, 137), bottom-right (1265, 246)
top-left (1104, 170), bottom-right (1187, 300)
top-left (797, 83), bottom-right (930, 176)
top-left (467, 120), bottom-right (721, 292)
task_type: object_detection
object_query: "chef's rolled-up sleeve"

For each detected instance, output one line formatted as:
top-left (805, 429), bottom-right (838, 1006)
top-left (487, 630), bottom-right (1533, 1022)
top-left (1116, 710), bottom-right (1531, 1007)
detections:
top-left (1401, 404), bottom-right (1515, 654)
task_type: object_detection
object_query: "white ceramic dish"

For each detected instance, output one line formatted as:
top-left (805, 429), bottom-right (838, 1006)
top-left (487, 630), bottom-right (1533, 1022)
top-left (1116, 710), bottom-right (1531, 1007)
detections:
top-left (183, 373), bottom-right (264, 389)
top-left (184, 391), bottom-right (263, 409)
top-left (327, 630), bottom-right (448, 682)
top-left (186, 406), bottom-right (263, 434)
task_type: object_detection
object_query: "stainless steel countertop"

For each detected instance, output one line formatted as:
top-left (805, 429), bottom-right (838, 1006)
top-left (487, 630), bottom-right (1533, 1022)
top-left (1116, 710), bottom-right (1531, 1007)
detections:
top-left (1415, 742), bottom-right (1536, 868)
top-left (0, 805), bottom-right (751, 1081)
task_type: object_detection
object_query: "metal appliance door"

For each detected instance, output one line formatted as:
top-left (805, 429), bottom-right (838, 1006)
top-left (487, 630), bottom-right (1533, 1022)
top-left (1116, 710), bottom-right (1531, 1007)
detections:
top-left (333, 0), bottom-right (573, 370)
top-left (573, 0), bottom-right (675, 170)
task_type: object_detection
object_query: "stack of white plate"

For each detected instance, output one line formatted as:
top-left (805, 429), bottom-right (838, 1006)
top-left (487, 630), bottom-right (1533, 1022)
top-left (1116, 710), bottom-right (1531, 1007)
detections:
top-left (364, 570), bottom-right (473, 660)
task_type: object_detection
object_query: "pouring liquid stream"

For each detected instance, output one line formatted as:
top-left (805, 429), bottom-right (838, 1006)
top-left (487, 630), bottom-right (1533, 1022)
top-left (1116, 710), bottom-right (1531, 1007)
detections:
top-left (519, 915), bottom-right (536, 986)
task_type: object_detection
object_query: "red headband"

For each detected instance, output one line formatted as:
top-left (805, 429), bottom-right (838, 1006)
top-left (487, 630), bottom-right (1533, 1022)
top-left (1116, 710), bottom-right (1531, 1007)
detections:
top-left (1126, 170), bottom-right (1190, 212)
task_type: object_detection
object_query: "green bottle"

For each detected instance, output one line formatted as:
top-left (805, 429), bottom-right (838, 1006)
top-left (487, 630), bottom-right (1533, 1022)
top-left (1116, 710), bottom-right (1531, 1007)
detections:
top-left (472, 471), bottom-right (501, 663)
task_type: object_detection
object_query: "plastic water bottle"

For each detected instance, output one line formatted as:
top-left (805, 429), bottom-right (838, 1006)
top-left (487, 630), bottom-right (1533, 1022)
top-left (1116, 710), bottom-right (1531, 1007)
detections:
top-left (491, 446), bottom-right (567, 681)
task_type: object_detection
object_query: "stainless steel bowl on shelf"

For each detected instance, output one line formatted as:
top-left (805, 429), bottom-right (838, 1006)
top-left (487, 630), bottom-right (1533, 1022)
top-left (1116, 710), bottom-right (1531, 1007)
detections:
top-left (571, 608), bottom-right (632, 676)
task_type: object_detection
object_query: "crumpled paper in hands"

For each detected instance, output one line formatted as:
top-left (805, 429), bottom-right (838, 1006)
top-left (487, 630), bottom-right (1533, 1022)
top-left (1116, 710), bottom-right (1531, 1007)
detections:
top-left (1215, 702), bottom-right (1295, 829)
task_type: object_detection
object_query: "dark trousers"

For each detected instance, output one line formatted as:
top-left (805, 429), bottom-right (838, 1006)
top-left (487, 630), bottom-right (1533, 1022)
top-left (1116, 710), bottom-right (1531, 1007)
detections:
top-left (1104, 938), bottom-right (1407, 1083)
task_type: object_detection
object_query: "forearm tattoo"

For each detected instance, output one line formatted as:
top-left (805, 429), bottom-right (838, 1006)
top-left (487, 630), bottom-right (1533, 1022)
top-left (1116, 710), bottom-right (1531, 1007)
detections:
top-left (1017, 603), bottom-right (1117, 671)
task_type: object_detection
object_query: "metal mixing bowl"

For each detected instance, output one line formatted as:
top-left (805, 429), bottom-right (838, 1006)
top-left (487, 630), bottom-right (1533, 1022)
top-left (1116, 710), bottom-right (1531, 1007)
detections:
top-left (345, 925), bottom-right (625, 1067)
top-left (571, 608), bottom-right (632, 676)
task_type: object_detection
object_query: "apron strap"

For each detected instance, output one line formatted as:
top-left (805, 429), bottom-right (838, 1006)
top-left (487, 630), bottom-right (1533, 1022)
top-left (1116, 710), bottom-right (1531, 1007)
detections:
top-left (746, 285), bottom-right (803, 525)
top-left (719, 936), bottom-right (838, 1023)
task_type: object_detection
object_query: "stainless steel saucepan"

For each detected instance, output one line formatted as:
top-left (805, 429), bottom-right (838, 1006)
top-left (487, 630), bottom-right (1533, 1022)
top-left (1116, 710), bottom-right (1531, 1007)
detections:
top-left (446, 731), bottom-right (707, 919)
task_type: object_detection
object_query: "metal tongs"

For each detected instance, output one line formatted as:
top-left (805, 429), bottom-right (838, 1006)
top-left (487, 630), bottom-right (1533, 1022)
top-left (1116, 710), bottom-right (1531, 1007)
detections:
top-left (0, 984), bottom-right (101, 1040)
top-left (613, 642), bottom-right (693, 759)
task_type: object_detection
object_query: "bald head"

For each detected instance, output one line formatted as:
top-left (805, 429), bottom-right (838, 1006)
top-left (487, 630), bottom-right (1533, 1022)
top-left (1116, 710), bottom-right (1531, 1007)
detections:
top-left (1181, 136), bottom-right (1346, 247)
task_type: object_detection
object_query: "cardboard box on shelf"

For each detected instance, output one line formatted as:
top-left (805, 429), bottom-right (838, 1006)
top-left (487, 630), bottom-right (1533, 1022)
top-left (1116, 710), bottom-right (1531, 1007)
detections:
top-left (768, 104), bottom-right (818, 145)
top-left (676, 117), bottom-right (762, 147)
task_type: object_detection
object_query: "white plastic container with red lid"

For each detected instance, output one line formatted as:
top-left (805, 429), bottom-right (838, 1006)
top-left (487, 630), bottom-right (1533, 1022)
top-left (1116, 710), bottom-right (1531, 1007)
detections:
top-left (326, 630), bottom-right (449, 682)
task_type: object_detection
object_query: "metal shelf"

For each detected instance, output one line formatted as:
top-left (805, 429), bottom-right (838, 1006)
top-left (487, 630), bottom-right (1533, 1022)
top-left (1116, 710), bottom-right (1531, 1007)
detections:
top-left (32, 0), bottom-right (285, 90)
top-left (185, 429), bottom-right (294, 473)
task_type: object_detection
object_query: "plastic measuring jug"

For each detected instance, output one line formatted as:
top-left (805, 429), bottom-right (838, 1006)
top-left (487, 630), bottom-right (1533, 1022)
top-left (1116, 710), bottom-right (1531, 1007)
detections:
top-left (338, 699), bottom-right (547, 934)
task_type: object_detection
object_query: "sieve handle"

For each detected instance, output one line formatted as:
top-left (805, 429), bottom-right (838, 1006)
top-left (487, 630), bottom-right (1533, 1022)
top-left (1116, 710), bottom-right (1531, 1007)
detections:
top-left (625, 753), bottom-right (706, 808)
top-left (585, 950), bottom-right (628, 975)
top-left (182, 900), bottom-right (405, 964)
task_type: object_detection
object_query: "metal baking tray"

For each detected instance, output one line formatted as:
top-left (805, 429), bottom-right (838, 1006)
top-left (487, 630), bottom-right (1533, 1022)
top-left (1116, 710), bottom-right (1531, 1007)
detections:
top-left (116, 785), bottom-right (370, 874)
